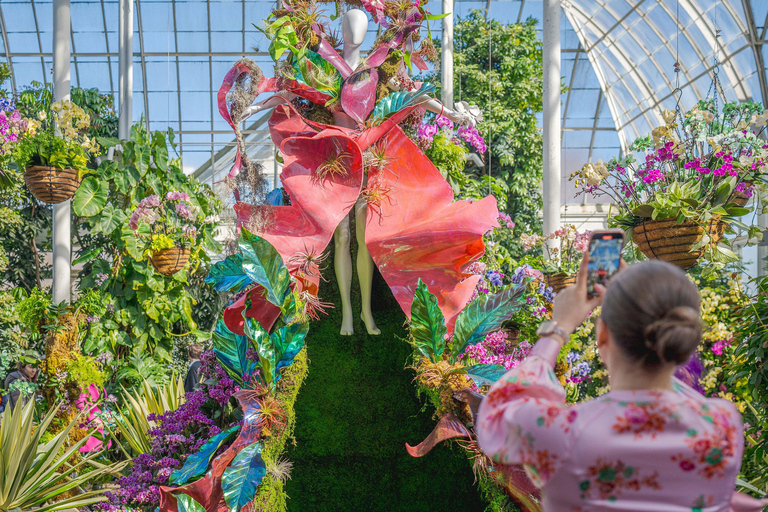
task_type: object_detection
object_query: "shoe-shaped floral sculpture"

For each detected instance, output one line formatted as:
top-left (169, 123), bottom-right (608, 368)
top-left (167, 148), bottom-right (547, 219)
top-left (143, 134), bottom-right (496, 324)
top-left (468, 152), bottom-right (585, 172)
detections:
top-left (215, 1), bottom-right (496, 338)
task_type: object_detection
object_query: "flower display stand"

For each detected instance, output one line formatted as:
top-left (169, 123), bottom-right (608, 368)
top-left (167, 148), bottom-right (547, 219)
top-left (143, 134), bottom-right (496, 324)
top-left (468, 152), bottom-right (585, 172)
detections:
top-left (24, 165), bottom-right (81, 204)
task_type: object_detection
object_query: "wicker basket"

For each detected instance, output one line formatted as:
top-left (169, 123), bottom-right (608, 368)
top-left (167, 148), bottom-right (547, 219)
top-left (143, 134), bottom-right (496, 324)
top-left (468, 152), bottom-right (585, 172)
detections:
top-left (632, 218), bottom-right (722, 270)
top-left (545, 272), bottom-right (577, 294)
top-left (150, 246), bottom-right (190, 276)
top-left (732, 190), bottom-right (750, 207)
top-left (24, 166), bottom-right (81, 204)
top-left (504, 327), bottom-right (521, 355)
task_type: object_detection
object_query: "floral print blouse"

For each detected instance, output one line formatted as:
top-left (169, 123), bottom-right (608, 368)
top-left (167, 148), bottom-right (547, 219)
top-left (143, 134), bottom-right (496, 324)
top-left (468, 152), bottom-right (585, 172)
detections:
top-left (476, 337), bottom-right (759, 512)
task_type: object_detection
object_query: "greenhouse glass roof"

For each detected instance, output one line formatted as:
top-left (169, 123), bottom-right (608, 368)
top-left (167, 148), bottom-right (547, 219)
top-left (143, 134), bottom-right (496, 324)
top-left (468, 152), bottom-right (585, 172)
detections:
top-left (0, 0), bottom-right (765, 203)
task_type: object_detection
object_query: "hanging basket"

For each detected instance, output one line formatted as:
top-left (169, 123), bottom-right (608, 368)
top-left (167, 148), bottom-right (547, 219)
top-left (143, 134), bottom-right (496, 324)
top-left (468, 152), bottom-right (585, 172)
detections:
top-left (632, 218), bottom-right (722, 270)
top-left (150, 246), bottom-right (190, 276)
top-left (732, 191), bottom-right (750, 207)
top-left (545, 272), bottom-right (577, 294)
top-left (24, 166), bottom-right (81, 204)
top-left (730, 181), bottom-right (753, 207)
top-left (504, 327), bottom-right (521, 355)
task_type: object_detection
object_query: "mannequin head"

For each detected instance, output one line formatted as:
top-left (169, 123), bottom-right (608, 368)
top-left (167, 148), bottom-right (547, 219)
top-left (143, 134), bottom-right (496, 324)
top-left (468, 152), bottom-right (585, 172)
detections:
top-left (342, 9), bottom-right (369, 48)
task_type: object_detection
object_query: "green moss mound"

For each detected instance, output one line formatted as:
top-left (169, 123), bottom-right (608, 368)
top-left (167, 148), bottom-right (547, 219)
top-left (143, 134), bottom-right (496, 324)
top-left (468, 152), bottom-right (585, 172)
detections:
top-left (285, 234), bottom-right (486, 512)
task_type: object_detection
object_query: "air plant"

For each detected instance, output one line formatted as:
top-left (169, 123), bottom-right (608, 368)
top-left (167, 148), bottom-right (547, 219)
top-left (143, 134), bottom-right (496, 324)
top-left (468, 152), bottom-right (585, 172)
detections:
top-left (361, 177), bottom-right (394, 217)
top-left (314, 149), bottom-right (351, 183)
top-left (363, 142), bottom-right (391, 173)
top-left (289, 243), bottom-right (329, 279)
top-left (296, 290), bottom-right (333, 322)
top-left (455, 438), bottom-right (493, 483)
top-left (255, 393), bottom-right (287, 435)
top-left (266, 456), bottom-right (294, 484)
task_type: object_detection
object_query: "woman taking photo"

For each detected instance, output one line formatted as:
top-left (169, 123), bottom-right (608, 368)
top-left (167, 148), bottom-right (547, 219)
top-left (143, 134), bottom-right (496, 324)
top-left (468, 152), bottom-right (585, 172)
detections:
top-left (477, 257), bottom-right (766, 511)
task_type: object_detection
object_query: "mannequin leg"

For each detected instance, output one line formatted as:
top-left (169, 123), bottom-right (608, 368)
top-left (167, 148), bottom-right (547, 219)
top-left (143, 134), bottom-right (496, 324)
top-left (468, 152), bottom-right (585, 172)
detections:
top-left (355, 197), bottom-right (380, 335)
top-left (334, 216), bottom-right (354, 335)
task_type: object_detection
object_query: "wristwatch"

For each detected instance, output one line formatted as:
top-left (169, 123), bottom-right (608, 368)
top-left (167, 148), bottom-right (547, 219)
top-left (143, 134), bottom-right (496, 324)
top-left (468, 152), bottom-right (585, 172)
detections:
top-left (536, 320), bottom-right (570, 343)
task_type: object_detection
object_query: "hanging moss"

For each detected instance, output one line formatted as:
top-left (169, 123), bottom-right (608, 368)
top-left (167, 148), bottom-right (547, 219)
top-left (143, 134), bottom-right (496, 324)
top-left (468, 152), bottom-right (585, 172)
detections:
top-left (284, 222), bottom-right (486, 511)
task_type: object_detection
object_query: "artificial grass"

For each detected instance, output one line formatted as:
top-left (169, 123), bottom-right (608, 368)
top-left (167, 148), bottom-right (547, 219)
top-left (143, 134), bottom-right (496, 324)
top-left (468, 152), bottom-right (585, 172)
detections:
top-left (285, 228), bottom-right (486, 512)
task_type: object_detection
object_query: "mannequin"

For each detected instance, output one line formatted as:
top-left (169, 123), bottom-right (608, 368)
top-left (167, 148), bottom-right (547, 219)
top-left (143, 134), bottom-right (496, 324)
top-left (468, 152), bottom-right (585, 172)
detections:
top-left (237, 8), bottom-right (480, 336)
top-left (334, 9), bottom-right (377, 335)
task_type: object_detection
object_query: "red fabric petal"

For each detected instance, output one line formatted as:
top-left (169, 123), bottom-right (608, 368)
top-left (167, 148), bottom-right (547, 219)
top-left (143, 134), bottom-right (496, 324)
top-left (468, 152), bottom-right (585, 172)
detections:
top-left (405, 413), bottom-right (471, 457)
top-left (364, 127), bottom-right (498, 330)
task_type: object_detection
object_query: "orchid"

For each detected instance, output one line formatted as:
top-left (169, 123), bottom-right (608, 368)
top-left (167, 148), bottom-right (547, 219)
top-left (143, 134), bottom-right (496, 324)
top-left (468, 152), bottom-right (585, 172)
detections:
top-left (570, 100), bottom-right (765, 271)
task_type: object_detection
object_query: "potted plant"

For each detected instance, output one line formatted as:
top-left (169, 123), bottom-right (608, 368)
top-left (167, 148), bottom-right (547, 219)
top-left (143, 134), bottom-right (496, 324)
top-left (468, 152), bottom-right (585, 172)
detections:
top-left (13, 100), bottom-right (99, 204)
top-left (130, 191), bottom-right (201, 276)
top-left (570, 100), bottom-right (765, 272)
top-left (519, 224), bottom-right (590, 292)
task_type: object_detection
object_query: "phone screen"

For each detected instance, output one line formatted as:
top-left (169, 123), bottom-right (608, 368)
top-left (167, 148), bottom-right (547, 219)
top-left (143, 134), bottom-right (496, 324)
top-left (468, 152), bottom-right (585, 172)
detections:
top-left (587, 232), bottom-right (624, 298)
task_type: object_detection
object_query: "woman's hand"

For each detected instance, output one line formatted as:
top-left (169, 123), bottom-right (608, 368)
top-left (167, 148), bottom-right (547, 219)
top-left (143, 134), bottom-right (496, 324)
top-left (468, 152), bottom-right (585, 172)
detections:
top-left (550, 253), bottom-right (625, 335)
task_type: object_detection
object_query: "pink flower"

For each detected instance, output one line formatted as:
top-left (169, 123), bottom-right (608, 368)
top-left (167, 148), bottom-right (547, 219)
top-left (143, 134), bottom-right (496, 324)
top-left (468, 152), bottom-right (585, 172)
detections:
top-left (642, 168), bottom-right (664, 184)
top-left (523, 267), bottom-right (543, 280)
top-left (624, 405), bottom-right (649, 425)
top-left (166, 191), bottom-right (190, 202)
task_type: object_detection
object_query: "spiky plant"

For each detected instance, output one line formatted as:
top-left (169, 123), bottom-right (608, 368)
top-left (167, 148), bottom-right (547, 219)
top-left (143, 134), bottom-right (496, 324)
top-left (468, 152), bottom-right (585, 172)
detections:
top-left (361, 179), bottom-right (394, 218)
top-left (363, 143), bottom-right (391, 173)
top-left (314, 150), bottom-right (351, 182)
top-left (256, 393), bottom-right (287, 436)
top-left (265, 456), bottom-right (294, 484)
top-left (289, 244), bottom-right (329, 279)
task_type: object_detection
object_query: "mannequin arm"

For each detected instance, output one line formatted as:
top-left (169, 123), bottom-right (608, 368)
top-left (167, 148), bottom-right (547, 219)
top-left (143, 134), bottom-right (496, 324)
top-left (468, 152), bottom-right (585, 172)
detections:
top-left (419, 97), bottom-right (476, 127)
top-left (237, 92), bottom-right (296, 124)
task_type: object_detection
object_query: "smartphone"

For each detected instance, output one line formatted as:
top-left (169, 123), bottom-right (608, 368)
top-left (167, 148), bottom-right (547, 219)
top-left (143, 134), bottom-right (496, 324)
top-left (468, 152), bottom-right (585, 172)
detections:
top-left (586, 230), bottom-right (625, 298)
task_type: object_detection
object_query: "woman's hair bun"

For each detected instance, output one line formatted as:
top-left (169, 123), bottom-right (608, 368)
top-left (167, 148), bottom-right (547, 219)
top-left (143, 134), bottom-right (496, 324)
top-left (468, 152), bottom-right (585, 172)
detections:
top-left (643, 306), bottom-right (702, 365)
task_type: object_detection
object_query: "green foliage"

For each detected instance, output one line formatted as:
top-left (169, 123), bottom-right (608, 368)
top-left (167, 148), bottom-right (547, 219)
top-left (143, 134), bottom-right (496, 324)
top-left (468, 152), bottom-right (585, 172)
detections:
top-left (14, 128), bottom-right (92, 172)
top-left (65, 352), bottom-right (107, 388)
top-left (239, 229), bottom-right (292, 308)
top-left (730, 277), bottom-right (768, 493)
top-left (439, 12), bottom-right (546, 257)
top-left (0, 183), bottom-right (52, 291)
top-left (424, 131), bottom-right (469, 195)
top-left (0, 399), bottom-right (124, 512)
top-left (73, 124), bottom-right (223, 388)
top-left (409, 279), bottom-right (447, 363)
top-left (17, 286), bottom-right (51, 333)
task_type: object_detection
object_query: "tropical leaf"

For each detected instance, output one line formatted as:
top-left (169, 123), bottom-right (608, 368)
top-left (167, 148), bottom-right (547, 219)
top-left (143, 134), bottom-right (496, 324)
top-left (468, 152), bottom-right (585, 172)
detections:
top-left (91, 204), bottom-right (128, 236)
top-left (121, 223), bottom-right (151, 261)
top-left (410, 279), bottom-right (447, 363)
top-left (221, 442), bottom-right (267, 512)
top-left (463, 364), bottom-right (508, 387)
top-left (72, 176), bottom-right (108, 217)
top-left (175, 494), bottom-right (206, 512)
top-left (239, 229), bottom-right (292, 308)
top-left (244, 314), bottom-right (307, 388)
top-left (372, 83), bottom-right (436, 123)
top-left (168, 425), bottom-right (240, 485)
top-left (212, 316), bottom-right (256, 386)
top-left (205, 254), bottom-right (252, 293)
top-left (73, 246), bottom-right (103, 266)
top-left (272, 320), bottom-right (309, 373)
top-left (294, 50), bottom-right (343, 100)
top-left (449, 284), bottom-right (527, 363)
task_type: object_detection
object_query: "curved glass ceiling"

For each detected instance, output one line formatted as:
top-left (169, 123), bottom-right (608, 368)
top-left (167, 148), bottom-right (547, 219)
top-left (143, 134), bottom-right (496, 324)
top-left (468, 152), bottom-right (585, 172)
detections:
top-left (1, 0), bottom-right (766, 205)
